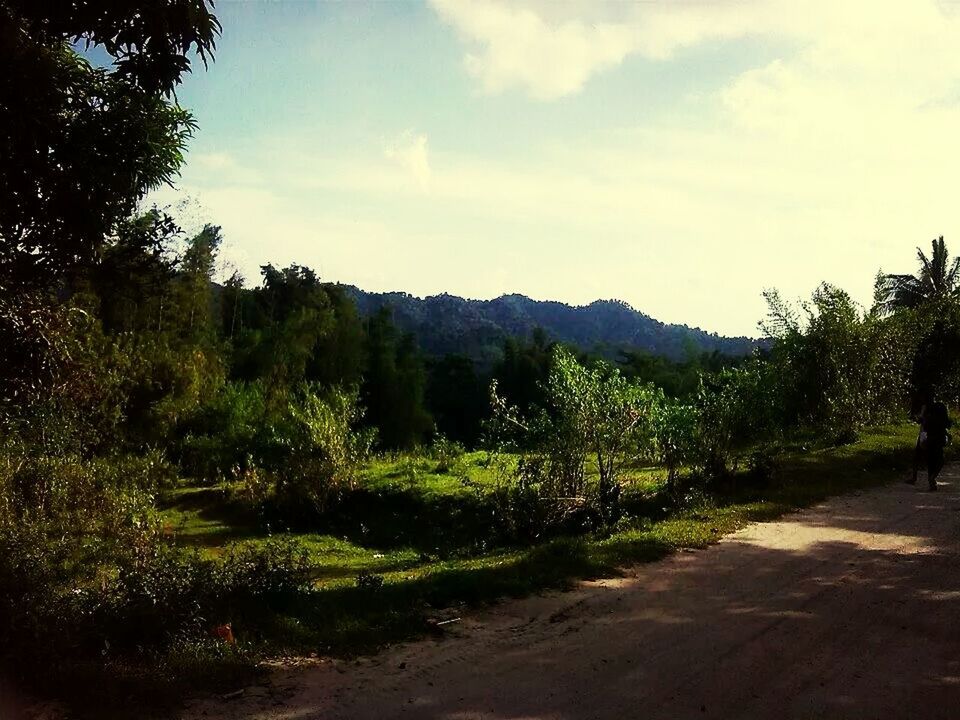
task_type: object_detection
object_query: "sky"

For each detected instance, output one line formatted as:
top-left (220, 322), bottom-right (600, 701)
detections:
top-left (150, 0), bottom-right (960, 337)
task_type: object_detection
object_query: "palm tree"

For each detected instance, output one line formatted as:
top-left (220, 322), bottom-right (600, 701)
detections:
top-left (876, 236), bottom-right (960, 313)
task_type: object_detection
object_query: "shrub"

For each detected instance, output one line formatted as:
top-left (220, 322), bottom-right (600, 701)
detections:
top-left (695, 360), bottom-right (780, 477)
top-left (0, 447), bottom-right (169, 663)
top-left (355, 570), bottom-right (385, 591)
top-left (117, 335), bottom-right (227, 450)
top-left (0, 449), bottom-right (167, 575)
top-left (654, 400), bottom-right (699, 488)
top-left (176, 381), bottom-right (268, 482)
top-left (89, 537), bottom-right (312, 650)
top-left (429, 434), bottom-right (466, 473)
top-left (746, 447), bottom-right (779, 486)
top-left (488, 455), bottom-right (593, 540)
top-left (216, 537), bottom-right (312, 599)
top-left (1, 523), bottom-right (313, 679)
top-left (489, 347), bottom-right (659, 536)
top-left (87, 543), bottom-right (214, 652)
top-left (269, 385), bottom-right (374, 516)
top-left (0, 438), bottom-right (314, 690)
top-left (183, 383), bottom-right (375, 521)
top-left (762, 284), bottom-right (910, 443)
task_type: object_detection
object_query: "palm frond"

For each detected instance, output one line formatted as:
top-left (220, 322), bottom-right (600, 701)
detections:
top-left (878, 236), bottom-right (958, 313)
top-left (947, 256), bottom-right (960, 293)
top-left (934, 237), bottom-right (949, 292)
top-left (876, 273), bottom-right (925, 313)
top-left (917, 246), bottom-right (937, 293)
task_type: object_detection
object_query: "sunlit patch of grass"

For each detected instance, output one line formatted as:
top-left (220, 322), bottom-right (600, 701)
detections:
top-left (360, 450), bottom-right (505, 495)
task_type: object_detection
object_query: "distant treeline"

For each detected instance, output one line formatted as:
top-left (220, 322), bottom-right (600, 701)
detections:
top-left (345, 286), bottom-right (761, 367)
top-left (77, 214), bottom-right (746, 451)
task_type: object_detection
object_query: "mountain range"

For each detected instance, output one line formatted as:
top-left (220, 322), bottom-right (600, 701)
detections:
top-left (342, 286), bottom-right (762, 365)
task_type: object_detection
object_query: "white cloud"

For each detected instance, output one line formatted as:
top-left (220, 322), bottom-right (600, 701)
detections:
top-left (383, 131), bottom-right (432, 191)
top-left (429, 0), bottom-right (777, 100)
top-left (431, 0), bottom-right (960, 103)
top-left (430, 0), bottom-right (635, 100)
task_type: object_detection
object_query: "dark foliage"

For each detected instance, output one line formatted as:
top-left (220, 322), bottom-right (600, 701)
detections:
top-left (0, 0), bottom-right (219, 290)
top-left (346, 286), bottom-right (762, 365)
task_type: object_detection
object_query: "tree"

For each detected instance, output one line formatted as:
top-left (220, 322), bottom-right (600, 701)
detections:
top-left (272, 385), bottom-right (374, 516)
top-left (491, 347), bottom-right (659, 530)
top-left (243, 265), bottom-right (335, 395)
top-left (86, 209), bottom-right (180, 335)
top-left (426, 355), bottom-right (488, 445)
top-left (492, 331), bottom-right (552, 414)
top-left (393, 333), bottom-right (434, 447)
top-left (361, 308), bottom-right (433, 450)
top-left (874, 237), bottom-right (960, 398)
top-left (876, 237), bottom-right (960, 313)
top-left (654, 399), bottom-right (698, 488)
top-left (220, 270), bottom-right (246, 340)
top-left (909, 304), bottom-right (960, 403)
top-left (308, 284), bottom-right (365, 389)
top-left (0, 0), bottom-right (219, 290)
top-left (760, 284), bottom-right (909, 443)
top-left (174, 224), bottom-right (222, 342)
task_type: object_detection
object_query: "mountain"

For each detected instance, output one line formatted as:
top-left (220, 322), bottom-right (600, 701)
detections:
top-left (342, 286), bottom-right (761, 365)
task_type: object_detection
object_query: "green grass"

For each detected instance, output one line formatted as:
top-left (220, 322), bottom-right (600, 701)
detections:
top-left (360, 450), bottom-right (502, 496)
top-left (158, 423), bottom-right (925, 658)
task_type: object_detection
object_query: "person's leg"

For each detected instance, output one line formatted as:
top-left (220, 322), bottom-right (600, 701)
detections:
top-left (910, 436), bottom-right (923, 483)
top-left (928, 444), bottom-right (945, 490)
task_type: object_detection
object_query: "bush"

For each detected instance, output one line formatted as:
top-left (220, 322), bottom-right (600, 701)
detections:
top-left (116, 335), bottom-right (226, 451)
top-left (695, 360), bottom-right (781, 478)
top-left (488, 455), bottom-right (595, 540)
top-left (746, 447), bottom-right (779, 486)
top-left (489, 347), bottom-right (659, 536)
top-left (0, 440), bottom-right (314, 691)
top-left (355, 570), bottom-right (384, 591)
top-left (86, 543), bottom-right (214, 652)
top-left (430, 434), bottom-right (465, 473)
top-left (216, 537), bottom-right (312, 599)
top-left (0, 446), bottom-right (169, 666)
top-left (176, 381), bottom-right (268, 482)
top-left (0, 449), bottom-right (167, 578)
top-left (86, 536), bottom-right (312, 650)
top-left (268, 385), bottom-right (374, 517)
top-left (1, 529), bottom-right (313, 678)
top-left (654, 400), bottom-right (699, 488)
top-left (181, 383), bottom-right (375, 521)
top-left (762, 285), bottom-right (910, 443)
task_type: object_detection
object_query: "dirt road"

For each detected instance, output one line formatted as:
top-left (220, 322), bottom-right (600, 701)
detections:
top-left (188, 471), bottom-right (960, 720)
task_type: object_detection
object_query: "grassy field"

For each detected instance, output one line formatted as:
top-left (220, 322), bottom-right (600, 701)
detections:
top-left (157, 422), bottom-right (923, 660)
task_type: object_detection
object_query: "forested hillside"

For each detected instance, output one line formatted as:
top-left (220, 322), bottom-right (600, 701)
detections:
top-left (345, 287), bottom-right (760, 364)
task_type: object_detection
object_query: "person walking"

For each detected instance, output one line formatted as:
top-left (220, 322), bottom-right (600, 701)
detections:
top-left (908, 392), bottom-right (951, 491)
top-left (924, 399), bottom-right (951, 490)
top-left (910, 392), bottom-right (929, 486)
